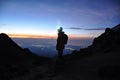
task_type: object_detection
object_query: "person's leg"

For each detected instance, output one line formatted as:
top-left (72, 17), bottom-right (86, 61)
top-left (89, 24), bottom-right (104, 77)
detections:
top-left (58, 50), bottom-right (63, 59)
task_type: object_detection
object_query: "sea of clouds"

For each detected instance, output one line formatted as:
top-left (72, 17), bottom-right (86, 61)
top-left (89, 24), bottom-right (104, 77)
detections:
top-left (12, 38), bottom-right (93, 58)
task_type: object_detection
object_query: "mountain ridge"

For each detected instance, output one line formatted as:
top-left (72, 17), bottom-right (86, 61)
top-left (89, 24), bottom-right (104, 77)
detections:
top-left (68, 24), bottom-right (120, 58)
top-left (60, 24), bottom-right (120, 80)
top-left (0, 33), bottom-right (52, 80)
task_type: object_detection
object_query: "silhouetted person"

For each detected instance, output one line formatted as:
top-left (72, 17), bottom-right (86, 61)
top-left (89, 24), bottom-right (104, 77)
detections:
top-left (56, 27), bottom-right (68, 59)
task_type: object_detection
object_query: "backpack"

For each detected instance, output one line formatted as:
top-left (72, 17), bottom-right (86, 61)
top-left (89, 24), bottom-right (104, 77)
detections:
top-left (63, 34), bottom-right (68, 44)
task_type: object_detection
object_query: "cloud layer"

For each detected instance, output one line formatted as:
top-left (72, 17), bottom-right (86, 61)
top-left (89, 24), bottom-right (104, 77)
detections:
top-left (68, 27), bottom-right (105, 30)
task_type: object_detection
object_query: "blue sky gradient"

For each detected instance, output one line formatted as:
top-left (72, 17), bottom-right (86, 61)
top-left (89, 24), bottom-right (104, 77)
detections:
top-left (0, 0), bottom-right (120, 38)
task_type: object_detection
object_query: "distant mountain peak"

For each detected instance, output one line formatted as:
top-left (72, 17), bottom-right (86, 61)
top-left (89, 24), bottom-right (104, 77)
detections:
top-left (0, 33), bottom-right (7, 35)
top-left (111, 24), bottom-right (120, 31)
top-left (0, 33), bottom-right (22, 49)
top-left (0, 33), bottom-right (9, 39)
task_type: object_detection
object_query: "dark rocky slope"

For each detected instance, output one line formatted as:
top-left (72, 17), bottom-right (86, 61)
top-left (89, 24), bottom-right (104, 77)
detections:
top-left (59, 24), bottom-right (120, 80)
top-left (66, 24), bottom-right (120, 59)
top-left (0, 33), bottom-right (52, 80)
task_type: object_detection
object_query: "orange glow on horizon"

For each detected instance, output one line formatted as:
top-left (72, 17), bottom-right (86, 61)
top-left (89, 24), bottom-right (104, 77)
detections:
top-left (8, 34), bottom-right (57, 39)
top-left (8, 33), bottom-right (95, 39)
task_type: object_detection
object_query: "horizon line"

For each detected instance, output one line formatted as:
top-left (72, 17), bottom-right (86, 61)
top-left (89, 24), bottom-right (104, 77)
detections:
top-left (7, 33), bottom-right (95, 39)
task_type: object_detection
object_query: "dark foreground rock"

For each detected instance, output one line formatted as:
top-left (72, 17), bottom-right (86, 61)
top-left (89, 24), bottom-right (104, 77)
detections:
top-left (0, 33), bottom-right (52, 80)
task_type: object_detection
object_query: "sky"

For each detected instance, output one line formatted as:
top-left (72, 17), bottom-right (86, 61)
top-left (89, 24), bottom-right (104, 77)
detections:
top-left (0, 0), bottom-right (120, 38)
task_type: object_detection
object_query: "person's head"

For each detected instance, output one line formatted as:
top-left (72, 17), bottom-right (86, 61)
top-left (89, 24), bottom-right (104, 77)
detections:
top-left (58, 27), bottom-right (63, 33)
